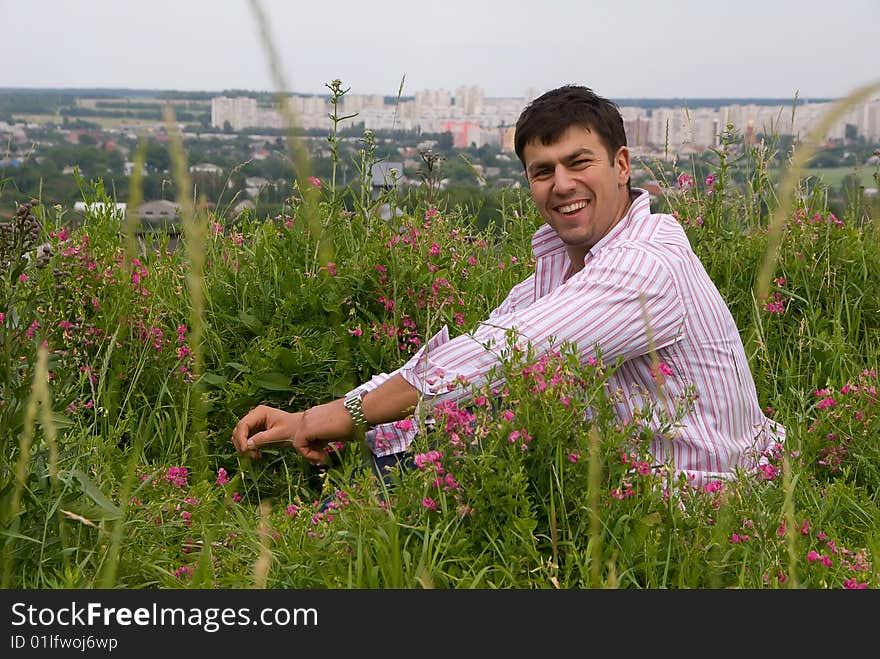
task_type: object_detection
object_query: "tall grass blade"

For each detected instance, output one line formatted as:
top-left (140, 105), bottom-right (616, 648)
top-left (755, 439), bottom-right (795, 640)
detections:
top-left (163, 104), bottom-right (208, 477)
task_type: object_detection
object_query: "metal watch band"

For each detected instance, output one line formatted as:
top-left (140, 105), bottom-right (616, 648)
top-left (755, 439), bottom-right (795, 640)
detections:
top-left (344, 391), bottom-right (369, 428)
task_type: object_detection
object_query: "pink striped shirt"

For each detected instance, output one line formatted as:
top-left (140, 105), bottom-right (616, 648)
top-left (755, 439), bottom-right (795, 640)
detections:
top-left (352, 189), bottom-right (785, 487)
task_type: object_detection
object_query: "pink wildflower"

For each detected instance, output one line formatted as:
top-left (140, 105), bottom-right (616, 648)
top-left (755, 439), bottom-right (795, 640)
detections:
top-left (173, 566), bottom-right (192, 580)
top-left (814, 389), bottom-right (836, 409)
top-left (413, 450), bottom-right (443, 470)
top-left (215, 468), bottom-right (229, 486)
top-left (422, 497), bottom-right (438, 511)
top-left (393, 418), bottom-right (413, 432)
top-left (443, 473), bottom-right (459, 490)
top-left (650, 360), bottom-right (673, 382)
top-left (165, 466), bottom-right (188, 488)
top-left (610, 482), bottom-right (635, 500)
top-left (763, 292), bottom-right (786, 315)
top-left (758, 463), bottom-right (779, 481)
top-left (704, 480), bottom-right (723, 494)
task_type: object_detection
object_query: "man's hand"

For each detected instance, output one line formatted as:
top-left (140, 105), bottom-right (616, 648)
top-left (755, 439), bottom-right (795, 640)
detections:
top-left (231, 382), bottom-right (419, 466)
top-left (230, 403), bottom-right (341, 465)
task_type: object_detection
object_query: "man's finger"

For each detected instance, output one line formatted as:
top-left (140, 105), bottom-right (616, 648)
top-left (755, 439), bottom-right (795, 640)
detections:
top-left (231, 427), bottom-right (249, 453)
top-left (231, 409), bottom-right (265, 452)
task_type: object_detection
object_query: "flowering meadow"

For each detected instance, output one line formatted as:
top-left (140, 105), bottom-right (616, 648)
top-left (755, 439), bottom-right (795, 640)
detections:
top-left (2, 119), bottom-right (879, 590)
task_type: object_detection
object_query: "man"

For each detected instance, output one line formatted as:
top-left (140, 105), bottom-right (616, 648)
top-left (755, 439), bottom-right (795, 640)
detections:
top-left (232, 85), bottom-right (785, 489)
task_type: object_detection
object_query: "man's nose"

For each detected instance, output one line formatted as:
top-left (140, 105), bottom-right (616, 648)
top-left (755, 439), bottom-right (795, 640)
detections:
top-left (552, 166), bottom-right (576, 193)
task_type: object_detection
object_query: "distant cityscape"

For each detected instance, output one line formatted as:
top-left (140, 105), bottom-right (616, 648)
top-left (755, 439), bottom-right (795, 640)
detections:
top-left (1, 84), bottom-right (878, 222)
top-left (209, 85), bottom-right (880, 157)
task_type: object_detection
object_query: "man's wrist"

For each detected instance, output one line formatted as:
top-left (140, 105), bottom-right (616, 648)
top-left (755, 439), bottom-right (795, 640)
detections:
top-left (343, 390), bottom-right (369, 429)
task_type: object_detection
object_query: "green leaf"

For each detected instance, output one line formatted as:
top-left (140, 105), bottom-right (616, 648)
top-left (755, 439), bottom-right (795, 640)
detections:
top-left (50, 412), bottom-right (76, 429)
top-left (200, 371), bottom-right (227, 386)
top-left (67, 468), bottom-right (122, 519)
top-left (238, 311), bottom-right (263, 334)
top-left (0, 528), bottom-right (41, 543)
top-left (639, 512), bottom-right (663, 528)
top-left (275, 347), bottom-right (299, 373)
top-left (320, 296), bottom-right (342, 314)
top-left (253, 371), bottom-right (292, 391)
top-left (512, 516), bottom-right (538, 537)
top-left (225, 362), bottom-right (251, 374)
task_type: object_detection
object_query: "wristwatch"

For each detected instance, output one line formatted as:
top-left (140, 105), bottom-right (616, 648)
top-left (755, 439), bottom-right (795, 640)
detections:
top-left (344, 390), bottom-right (369, 429)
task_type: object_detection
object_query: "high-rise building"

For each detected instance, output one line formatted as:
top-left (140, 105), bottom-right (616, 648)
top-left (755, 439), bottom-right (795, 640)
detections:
top-left (211, 96), bottom-right (257, 131)
top-left (454, 85), bottom-right (484, 116)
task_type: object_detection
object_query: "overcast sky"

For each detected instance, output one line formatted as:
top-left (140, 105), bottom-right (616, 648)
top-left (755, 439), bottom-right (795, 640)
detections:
top-left (2, 0), bottom-right (877, 100)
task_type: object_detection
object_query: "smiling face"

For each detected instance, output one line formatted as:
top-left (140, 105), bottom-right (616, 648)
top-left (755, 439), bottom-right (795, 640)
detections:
top-left (523, 125), bottom-right (632, 270)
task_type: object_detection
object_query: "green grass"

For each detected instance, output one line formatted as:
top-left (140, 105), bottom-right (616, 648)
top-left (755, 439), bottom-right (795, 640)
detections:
top-left (795, 166), bottom-right (878, 188)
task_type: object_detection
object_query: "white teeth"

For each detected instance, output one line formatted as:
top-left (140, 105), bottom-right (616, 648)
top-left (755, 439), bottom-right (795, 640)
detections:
top-left (557, 200), bottom-right (588, 213)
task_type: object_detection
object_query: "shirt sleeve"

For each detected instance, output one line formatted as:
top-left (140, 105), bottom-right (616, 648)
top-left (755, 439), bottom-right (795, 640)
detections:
top-left (345, 327), bottom-right (452, 456)
top-left (486, 273), bottom-right (535, 319)
top-left (398, 244), bottom-right (686, 398)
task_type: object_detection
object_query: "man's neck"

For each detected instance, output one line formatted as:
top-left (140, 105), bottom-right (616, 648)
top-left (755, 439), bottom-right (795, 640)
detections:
top-left (566, 188), bottom-right (635, 274)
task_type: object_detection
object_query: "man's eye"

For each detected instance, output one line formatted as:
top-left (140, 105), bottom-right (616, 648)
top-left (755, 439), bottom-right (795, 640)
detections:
top-left (572, 159), bottom-right (591, 167)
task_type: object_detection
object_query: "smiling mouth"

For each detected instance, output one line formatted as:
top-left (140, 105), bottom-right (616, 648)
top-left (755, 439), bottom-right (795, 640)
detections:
top-left (555, 200), bottom-right (589, 214)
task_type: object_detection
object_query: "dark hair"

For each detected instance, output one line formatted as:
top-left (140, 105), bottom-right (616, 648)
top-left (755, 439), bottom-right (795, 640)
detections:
top-left (514, 85), bottom-right (627, 169)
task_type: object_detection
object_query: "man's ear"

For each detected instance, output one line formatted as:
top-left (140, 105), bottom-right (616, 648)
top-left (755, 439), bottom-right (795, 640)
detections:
top-left (615, 146), bottom-right (631, 186)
